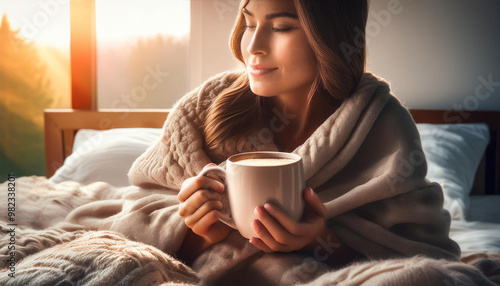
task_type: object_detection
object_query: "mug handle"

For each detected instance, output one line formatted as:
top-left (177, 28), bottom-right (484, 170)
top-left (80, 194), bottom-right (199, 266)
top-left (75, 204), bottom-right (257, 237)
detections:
top-left (198, 166), bottom-right (236, 229)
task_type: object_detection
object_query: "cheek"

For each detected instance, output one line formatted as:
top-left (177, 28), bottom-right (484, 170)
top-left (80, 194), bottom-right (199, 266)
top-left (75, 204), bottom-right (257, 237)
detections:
top-left (301, 50), bottom-right (318, 78)
top-left (282, 37), bottom-right (317, 78)
top-left (240, 33), bottom-right (251, 62)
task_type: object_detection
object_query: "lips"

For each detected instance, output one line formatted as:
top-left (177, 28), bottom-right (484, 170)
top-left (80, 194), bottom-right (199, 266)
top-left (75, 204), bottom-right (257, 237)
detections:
top-left (248, 64), bottom-right (278, 76)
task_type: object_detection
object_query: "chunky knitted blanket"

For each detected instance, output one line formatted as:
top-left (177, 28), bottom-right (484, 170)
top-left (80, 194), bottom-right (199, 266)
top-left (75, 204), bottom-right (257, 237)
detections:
top-left (1, 71), bottom-right (499, 285)
top-left (127, 70), bottom-right (498, 284)
top-left (129, 70), bottom-right (461, 260)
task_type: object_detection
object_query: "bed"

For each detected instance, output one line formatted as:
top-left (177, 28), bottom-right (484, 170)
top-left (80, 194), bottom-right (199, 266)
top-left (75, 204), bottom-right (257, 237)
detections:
top-left (44, 108), bottom-right (500, 217)
top-left (0, 108), bottom-right (499, 285)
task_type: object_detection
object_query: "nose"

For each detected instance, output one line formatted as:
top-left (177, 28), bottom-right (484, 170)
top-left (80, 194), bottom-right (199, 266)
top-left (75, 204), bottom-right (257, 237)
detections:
top-left (246, 27), bottom-right (269, 56)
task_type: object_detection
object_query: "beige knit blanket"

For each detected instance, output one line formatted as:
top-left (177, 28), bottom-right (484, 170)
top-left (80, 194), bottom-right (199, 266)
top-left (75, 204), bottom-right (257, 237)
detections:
top-left (1, 71), bottom-right (499, 285)
top-left (1, 177), bottom-right (498, 285)
top-left (129, 70), bottom-right (461, 260)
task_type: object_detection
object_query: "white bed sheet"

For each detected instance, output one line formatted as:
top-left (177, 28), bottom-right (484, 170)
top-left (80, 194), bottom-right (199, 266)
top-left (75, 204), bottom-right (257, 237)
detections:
top-left (449, 196), bottom-right (500, 253)
top-left (450, 220), bottom-right (500, 253)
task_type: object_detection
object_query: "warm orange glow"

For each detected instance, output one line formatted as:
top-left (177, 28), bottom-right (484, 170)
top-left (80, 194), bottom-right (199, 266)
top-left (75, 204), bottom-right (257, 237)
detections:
top-left (70, 0), bottom-right (96, 110)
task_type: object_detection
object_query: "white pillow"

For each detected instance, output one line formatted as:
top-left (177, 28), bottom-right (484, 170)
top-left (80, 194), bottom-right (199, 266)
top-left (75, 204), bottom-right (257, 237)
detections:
top-left (50, 128), bottom-right (162, 187)
top-left (416, 123), bottom-right (490, 220)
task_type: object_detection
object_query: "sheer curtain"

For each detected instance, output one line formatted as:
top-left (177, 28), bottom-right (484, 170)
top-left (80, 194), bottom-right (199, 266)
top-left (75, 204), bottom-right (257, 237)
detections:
top-left (95, 0), bottom-right (190, 109)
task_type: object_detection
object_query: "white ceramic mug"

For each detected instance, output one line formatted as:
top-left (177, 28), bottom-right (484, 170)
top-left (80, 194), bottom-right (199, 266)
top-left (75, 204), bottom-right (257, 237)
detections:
top-left (199, 151), bottom-right (305, 239)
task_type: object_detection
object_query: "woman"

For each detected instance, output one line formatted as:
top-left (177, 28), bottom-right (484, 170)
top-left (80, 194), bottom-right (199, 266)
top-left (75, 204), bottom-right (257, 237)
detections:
top-left (176, 0), bottom-right (369, 263)
top-left (128, 0), bottom-right (460, 280)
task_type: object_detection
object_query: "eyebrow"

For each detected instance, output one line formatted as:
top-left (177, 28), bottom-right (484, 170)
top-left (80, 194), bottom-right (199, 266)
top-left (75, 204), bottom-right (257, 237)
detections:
top-left (242, 8), bottom-right (298, 20)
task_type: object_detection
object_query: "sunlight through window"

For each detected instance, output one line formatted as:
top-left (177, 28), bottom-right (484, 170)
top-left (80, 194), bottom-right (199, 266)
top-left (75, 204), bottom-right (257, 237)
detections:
top-left (95, 0), bottom-right (191, 109)
top-left (0, 1), bottom-right (71, 177)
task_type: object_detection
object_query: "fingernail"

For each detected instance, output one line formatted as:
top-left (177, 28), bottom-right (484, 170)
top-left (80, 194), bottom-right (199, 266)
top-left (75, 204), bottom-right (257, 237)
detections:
top-left (249, 237), bottom-right (257, 245)
top-left (252, 220), bottom-right (262, 231)
top-left (254, 206), bottom-right (265, 218)
top-left (263, 203), bottom-right (274, 214)
top-left (308, 187), bottom-right (315, 195)
top-left (217, 185), bottom-right (225, 193)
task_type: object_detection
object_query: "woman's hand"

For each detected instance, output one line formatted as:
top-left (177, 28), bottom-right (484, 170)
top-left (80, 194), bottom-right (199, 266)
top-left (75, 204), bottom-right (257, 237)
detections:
top-left (177, 164), bottom-right (233, 247)
top-left (249, 187), bottom-right (327, 253)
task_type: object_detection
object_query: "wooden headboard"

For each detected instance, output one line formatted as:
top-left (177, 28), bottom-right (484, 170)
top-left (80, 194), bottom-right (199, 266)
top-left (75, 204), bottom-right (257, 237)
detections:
top-left (44, 108), bottom-right (499, 194)
top-left (44, 109), bottom-right (170, 177)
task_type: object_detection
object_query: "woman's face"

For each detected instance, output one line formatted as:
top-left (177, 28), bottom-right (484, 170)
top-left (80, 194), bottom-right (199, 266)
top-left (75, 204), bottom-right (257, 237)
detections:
top-left (241, 0), bottom-right (317, 98)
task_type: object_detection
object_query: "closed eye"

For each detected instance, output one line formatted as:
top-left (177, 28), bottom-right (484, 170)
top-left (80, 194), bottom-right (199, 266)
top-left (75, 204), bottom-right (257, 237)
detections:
top-left (272, 27), bottom-right (294, 33)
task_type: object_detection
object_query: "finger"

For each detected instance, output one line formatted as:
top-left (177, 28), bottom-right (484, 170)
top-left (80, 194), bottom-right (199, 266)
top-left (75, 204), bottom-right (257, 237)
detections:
top-left (178, 176), bottom-right (225, 202)
top-left (184, 200), bottom-right (223, 228)
top-left (249, 237), bottom-right (273, 253)
top-left (263, 203), bottom-right (306, 236)
top-left (253, 209), bottom-right (293, 251)
top-left (178, 189), bottom-right (222, 217)
top-left (191, 209), bottom-right (222, 235)
top-left (201, 164), bottom-right (226, 185)
top-left (262, 189), bottom-right (325, 236)
top-left (251, 220), bottom-right (293, 252)
top-left (303, 188), bottom-right (326, 218)
top-left (203, 163), bottom-right (217, 169)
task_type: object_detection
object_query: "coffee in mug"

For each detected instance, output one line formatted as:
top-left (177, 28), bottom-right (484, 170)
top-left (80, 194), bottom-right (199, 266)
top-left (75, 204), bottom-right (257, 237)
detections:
top-left (199, 151), bottom-right (305, 239)
top-left (234, 157), bottom-right (297, 166)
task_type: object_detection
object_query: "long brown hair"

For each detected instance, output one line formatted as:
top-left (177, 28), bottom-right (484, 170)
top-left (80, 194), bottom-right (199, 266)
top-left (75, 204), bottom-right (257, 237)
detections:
top-left (204, 0), bottom-right (369, 153)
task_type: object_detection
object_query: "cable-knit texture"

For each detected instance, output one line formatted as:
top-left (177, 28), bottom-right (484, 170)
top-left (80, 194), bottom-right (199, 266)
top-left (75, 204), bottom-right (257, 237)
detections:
top-left (128, 70), bottom-right (460, 261)
top-left (1, 71), bottom-right (498, 285)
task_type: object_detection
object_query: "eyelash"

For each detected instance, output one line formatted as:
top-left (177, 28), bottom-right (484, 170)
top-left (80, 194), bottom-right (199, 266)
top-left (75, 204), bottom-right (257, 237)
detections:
top-left (273, 27), bottom-right (294, 33)
top-left (244, 25), bottom-right (294, 33)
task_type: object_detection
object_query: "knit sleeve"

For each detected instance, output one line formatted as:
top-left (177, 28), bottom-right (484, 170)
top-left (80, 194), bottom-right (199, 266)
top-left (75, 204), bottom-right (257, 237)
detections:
top-left (127, 71), bottom-right (240, 190)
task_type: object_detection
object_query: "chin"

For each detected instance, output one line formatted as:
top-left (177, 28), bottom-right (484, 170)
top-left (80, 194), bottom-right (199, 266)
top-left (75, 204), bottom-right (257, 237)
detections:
top-left (249, 83), bottom-right (277, 97)
top-left (250, 89), bottom-right (276, 98)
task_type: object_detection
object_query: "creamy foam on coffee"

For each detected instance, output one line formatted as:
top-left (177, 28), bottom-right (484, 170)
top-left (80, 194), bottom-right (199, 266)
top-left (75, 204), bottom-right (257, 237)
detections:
top-left (235, 158), bottom-right (297, 166)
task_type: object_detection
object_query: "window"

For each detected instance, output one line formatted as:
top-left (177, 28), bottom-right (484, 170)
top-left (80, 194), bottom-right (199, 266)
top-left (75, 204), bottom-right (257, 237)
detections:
top-left (0, 1), bottom-right (191, 177)
top-left (0, 2), bottom-right (71, 177)
top-left (95, 0), bottom-right (190, 109)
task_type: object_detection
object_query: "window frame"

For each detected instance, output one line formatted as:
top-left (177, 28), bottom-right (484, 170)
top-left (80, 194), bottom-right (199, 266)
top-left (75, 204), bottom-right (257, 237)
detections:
top-left (70, 0), bottom-right (97, 110)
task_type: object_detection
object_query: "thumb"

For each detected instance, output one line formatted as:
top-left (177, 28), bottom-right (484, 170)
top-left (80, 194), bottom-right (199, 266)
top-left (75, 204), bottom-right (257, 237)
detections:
top-left (203, 163), bottom-right (217, 169)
